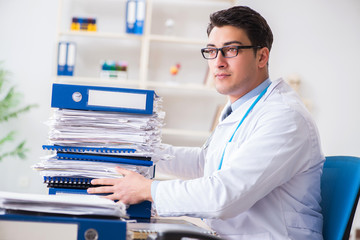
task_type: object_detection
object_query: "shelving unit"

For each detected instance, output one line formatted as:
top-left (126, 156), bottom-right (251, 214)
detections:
top-left (54, 0), bottom-right (235, 146)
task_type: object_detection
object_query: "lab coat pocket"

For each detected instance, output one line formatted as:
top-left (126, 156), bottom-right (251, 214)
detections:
top-left (284, 211), bottom-right (323, 234)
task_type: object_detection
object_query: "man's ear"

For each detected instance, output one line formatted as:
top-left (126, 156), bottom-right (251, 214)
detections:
top-left (257, 47), bottom-right (269, 69)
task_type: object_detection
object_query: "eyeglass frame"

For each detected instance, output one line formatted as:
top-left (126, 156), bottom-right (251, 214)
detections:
top-left (201, 45), bottom-right (262, 60)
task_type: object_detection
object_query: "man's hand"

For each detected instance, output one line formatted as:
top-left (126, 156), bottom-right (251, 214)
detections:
top-left (87, 167), bottom-right (153, 205)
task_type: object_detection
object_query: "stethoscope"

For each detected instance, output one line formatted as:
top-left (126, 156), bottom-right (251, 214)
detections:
top-left (217, 84), bottom-right (270, 170)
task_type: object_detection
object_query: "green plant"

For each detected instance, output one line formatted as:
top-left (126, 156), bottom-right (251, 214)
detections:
top-left (0, 64), bottom-right (37, 161)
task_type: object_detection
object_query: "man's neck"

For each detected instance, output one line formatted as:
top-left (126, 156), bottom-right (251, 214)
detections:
top-left (230, 78), bottom-right (271, 111)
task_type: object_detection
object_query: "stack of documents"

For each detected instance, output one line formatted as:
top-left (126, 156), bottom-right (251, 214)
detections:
top-left (33, 83), bottom-right (165, 191)
top-left (0, 191), bottom-right (127, 218)
top-left (47, 107), bottom-right (164, 153)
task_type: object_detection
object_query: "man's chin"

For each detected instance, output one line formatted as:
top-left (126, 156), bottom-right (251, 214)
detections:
top-left (214, 85), bottom-right (230, 95)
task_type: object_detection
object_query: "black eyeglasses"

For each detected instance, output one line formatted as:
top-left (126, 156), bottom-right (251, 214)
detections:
top-left (201, 45), bottom-right (262, 59)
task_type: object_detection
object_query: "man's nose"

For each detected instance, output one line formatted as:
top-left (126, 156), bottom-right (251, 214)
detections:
top-left (214, 51), bottom-right (228, 69)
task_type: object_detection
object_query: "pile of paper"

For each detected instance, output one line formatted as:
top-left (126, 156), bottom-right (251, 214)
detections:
top-left (33, 89), bottom-right (166, 183)
top-left (47, 97), bottom-right (165, 154)
top-left (0, 191), bottom-right (126, 218)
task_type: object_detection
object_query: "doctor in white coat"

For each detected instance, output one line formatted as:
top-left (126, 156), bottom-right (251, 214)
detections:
top-left (89, 6), bottom-right (325, 240)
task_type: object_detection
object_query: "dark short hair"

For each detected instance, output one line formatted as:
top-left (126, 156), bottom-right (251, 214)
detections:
top-left (207, 6), bottom-right (273, 52)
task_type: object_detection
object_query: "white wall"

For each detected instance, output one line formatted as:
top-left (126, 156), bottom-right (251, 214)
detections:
top-left (1, 0), bottom-right (360, 232)
top-left (0, 0), bottom-right (58, 194)
top-left (243, 0), bottom-right (360, 159)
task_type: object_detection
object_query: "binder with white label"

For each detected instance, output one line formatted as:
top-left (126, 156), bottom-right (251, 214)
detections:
top-left (0, 212), bottom-right (126, 240)
top-left (126, 0), bottom-right (136, 34)
top-left (126, 0), bottom-right (146, 35)
top-left (57, 42), bottom-right (76, 76)
top-left (135, 0), bottom-right (145, 35)
top-left (51, 83), bottom-right (155, 114)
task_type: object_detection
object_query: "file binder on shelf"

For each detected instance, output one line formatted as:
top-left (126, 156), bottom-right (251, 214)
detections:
top-left (0, 213), bottom-right (126, 240)
top-left (48, 188), bottom-right (152, 219)
top-left (135, 0), bottom-right (145, 35)
top-left (51, 83), bottom-right (155, 114)
top-left (57, 42), bottom-right (76, 76)
top-left (126, 0), bottom-right (145, 35)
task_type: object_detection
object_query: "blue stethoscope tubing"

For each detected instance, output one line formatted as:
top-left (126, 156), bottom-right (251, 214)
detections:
top-left (217, 85), bottom-right (270, 170)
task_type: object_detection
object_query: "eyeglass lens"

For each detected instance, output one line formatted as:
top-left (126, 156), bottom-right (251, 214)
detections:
top-left (202, 46), bottom-right (239, 59)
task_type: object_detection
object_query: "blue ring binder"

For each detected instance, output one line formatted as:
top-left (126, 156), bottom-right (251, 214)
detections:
top-left (51, 83), bottom-right (155, 115)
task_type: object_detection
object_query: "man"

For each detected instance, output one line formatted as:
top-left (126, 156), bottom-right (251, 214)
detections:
top-left (88, 6), bottom-right (324, 240)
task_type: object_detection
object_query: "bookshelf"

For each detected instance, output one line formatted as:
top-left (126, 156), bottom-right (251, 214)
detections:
top-left (54, 0), bottom-right (235, 146)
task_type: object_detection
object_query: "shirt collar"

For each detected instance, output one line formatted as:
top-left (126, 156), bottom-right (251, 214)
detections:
top-left (231, 78), bottom-right (272, 112)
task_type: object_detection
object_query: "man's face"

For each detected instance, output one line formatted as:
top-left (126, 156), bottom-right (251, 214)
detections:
top-left (207, 25), bottom-right (266, 102)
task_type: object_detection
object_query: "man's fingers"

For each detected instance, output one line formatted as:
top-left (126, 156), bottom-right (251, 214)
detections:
top-left (115, 166), bottom-right (133, 176)
top-left (104, 194), bottom-right (123, 202)
top-left (91, 178), bottom-right (117, 186)
top-left (87, 185), bottom-right (114, 194)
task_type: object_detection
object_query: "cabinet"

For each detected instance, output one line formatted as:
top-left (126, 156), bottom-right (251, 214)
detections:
top-left (54, 0), bottom-right (235, 146)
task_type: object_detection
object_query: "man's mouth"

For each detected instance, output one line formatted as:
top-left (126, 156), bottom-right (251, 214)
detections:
top-left (215, 73), bottom-right (231, 80)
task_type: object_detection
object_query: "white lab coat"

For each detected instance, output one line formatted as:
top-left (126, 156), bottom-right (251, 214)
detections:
top-left (154, 79), bottom-right (325, 240)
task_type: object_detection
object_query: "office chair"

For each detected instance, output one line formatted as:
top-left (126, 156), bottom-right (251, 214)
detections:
top-left (321, 156), bottom-right (360, 240)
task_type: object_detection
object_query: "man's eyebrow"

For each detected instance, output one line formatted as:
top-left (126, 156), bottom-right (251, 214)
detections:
top-left (206, 41), bottom-right (243, 47)
top-left (223, 41), bottom-right (243, 46)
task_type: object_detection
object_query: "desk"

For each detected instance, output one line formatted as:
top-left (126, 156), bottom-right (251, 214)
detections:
top-left (128, 216), bottom-right (216, 239)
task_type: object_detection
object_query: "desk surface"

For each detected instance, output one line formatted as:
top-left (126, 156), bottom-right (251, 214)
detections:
top-left (128, 216), bottom-right (216, 239)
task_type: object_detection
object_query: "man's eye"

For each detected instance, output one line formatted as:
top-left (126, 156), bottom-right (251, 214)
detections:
top-left (207, 49), bottom-right (216, 54)
top-left (227, 47), bottom-right (237, 52)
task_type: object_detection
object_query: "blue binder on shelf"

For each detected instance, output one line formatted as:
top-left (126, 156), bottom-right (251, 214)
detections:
top-left (126, 0), bottom-right (145, 35)
top-left (51, 83), bottom-right (155, 114)
top-left (49, 188), bottom-right (152, 219)
top-left (57, 42), bottom-right (76, 76)
top-left (0, 212), bottom-right (126, 240)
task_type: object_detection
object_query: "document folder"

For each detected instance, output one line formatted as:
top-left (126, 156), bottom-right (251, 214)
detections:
top-left (51, 83), bottom-right (155, 114)
top-left (0, 212), bottom-right (126, 240)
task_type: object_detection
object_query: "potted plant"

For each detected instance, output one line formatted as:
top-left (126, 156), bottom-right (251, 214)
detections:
top-left (0, 63), bottom-right (37, 161)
